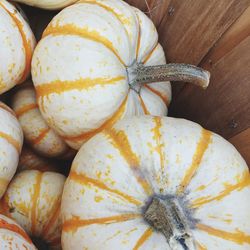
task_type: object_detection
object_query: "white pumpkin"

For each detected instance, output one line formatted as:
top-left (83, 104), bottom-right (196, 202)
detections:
top-left (0, 214), bottom-right (36, 249)
top-left (32, 0), bottom-right (209, 150)
top-left (0, 0), bottom-right (36, 94)
top-left (1, 170), bottom-right (66, 249)
top-left (18, 146), bottom-right (59, 173)
top-left (0, 102), bottom-right (23, 199)
top-left (13, 0), bottom-right (78, 10)
top-left (12, 85), bottom-right (72, 158)
top-left (61, 116), bottom-right (250, 250)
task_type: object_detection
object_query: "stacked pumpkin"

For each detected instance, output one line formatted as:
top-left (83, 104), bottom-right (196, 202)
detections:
top-left (0, 0), bottom-right (249, 250)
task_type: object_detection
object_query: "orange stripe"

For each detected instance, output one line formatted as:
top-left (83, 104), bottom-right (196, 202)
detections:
top-left (138, 95), bottom-right (150, 114)
top-left (36, 76), bottom-right (125, 99)
top-left (30, 128), bottom-right (50, 145)
top-left (69, 171), bottom-right (142, 206)
top-left (191, 170), bottom-right (250, 208)
top-left (0, 131), bottom-right (21, 153)
top-left (15, 103), bottom-right (38, 117)
top-left (197, 223), bottom-right (250, 244)
top-left (63, 214), bottom-right (140, 232)
top-left (43, 24), bottom-right (125, 66)
top-left (42, 198), bottom-right (61, 238)
top-left (196, 241), bottom-right (207, 250)
top-left (62, 95), bottom-right (128, 143)
top-left (142, 43), bottom-right (158, 64)
top-left (145, 85), bottom-right (170, 106)
top-left (136, 22), bottom-right (141, 60)
top-left (104, 128), bottom-right (153, 195)
top-left (152, 117), bottom-right (165, 173)
top-left (133, 228), bottom-right (153, 250)
top-left (0, 217), bottom-right (32, 243)
top-left (177, 129), bottom-right (212, 194)
top-left (0, 102), bottom-right (16, 116)
top-left (31, 172), bottom-right (43, 235)
top-left (0, 2), bottom-right (32, 83)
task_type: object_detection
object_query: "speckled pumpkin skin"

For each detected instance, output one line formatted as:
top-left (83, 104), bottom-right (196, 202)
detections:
top-left (13, 0), bottom-right (78, 10)
top-left (1, 170), bottom-right (66, 249)
top-left (12, 85), bottom-right (71, 159)
top-left (32, 0), bottom-right (171, 150)
top-left (0, 0), bottom-right (36, 94)
top-left (61, 116), bottom-right (250, 250)
top-left (0, 214), bottom-right (37, 250)
top-left (0, 102), bottom-right (23, 199)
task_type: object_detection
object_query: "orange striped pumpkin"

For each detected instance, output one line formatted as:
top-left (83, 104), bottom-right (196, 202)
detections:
top-left (0, 214), bottom-right (36, 249)
top-left (0, 102), bottom-right (23, 199)
top-left (18, 146), bottom-right (59, 173)
top-left (0, 0), bottom-right (36, 94)
top-left (32, 0), bottom-right (209, 150)
top-left (12, 85), bottom-right (72, 158)
top-left (13, 0), bottom-right (78, 10)
top-left (2, 170), bottom-right (65, 249)
top-left (61, 116), bottom-right (250, 250)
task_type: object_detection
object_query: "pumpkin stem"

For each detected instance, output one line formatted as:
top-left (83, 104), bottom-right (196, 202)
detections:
top-left (144, 197), bottom-right (196, 250)
top-left (128, 63), bottom-right (210, 89)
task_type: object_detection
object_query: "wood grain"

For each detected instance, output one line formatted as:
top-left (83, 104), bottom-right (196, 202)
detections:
top-left (229, 128), bottom-right (250, 166)
top-left (169, 35), bottom-right (250, 139)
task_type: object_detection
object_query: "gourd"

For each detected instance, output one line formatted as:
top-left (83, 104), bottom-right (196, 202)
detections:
top-left (0, 0), bottom-right (36, 94)
top-left (13, 0), bottom-right (78, 10)
top-left (61, 116), bottom-right (250, 250)
top-left (12, 85), bottom-right (72, 158)
top-left (32, 0), bottom-right (210, 150)
top-left (0, 102), bottom-right (23, 199)
top-left (0, 214), bottom-right (36, 249)
top-left (1, 170), bottom-right (66, 249)
top-left (18, 146), bottom-right (59, 172)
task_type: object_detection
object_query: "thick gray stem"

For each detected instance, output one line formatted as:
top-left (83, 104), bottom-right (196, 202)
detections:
top-left (129, 63), bottom-right (210, 89)
top-left (144, 197), bottom-right (196, 250)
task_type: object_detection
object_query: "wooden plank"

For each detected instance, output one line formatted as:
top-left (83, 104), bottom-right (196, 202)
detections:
top-left (229, 128), bottom-right (250, 167)
top-left (200, 6), bottom-right (250, 70)
top-left (169, 35), bottom-right (250, 139)
top-left (158, 0), bottom-right (250, 64)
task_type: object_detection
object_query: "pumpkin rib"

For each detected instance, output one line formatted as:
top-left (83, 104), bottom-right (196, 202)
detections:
top-left (0, 2), bottom-right (32, 84)
top-left (0, 131), bottom-right (22, 154)
top-left (104, 128), bottom-right (153, 196)
top-left (144, 85), bottom-right (170, 106)
top-left (133, 227), bottom-right (153, 250)
top-left (41, 197), bottom-right (61, 239)
top-left (142, 43), bottom-right (158, 64)
top-left (15, 103), bottom-right (38, 118)
top-left (177, 129), bottom-right (212, 194)
top-left (62, 95), bottom-right (128, 143)
top-left (36, 76), bottom-right (125, 99)
top-left (0, 217), bottom-right (33, 244)
top-left (30, 128), bottom-right (50, 145)
top-left (0, 102), bottom-right (17, 117)
top-left (195, 241), bottom-right (207, 250)
top-left (31, 172), bottom-right (43, 235)
top-left (136, 18), bottom-right (141, 60)
top-left (138, 94), bottom-right (150, 114)
top-left (62, 214), bottom-right (141, 233)
top-left (190, 170), bottom-right (250, 208)
top-left (43, 24), bottom-right (125, 66)
top-left (196, 223), bottom-right (250, 245)
top-left (69, 171), bottom-right (142, 206)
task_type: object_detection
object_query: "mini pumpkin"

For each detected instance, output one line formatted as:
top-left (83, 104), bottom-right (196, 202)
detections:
top-left (13, 0), bottom-right (78, 10)
top-left (12, 85), bottom-right (72, 158)
top-left (32, 0), bottom-right (209, 150)
top-left (0, 0), bottom-right (36, 94)
top-left (18, 146), bottom-right (59, 173)
top-left (0, 102), bottom-right (23, 199)
top-left (1, 170), bottom-right (66, 249)
top-left (61, 116), bottom-right (250, 250)
top-left (0, 214), bottom-right (36, 249)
